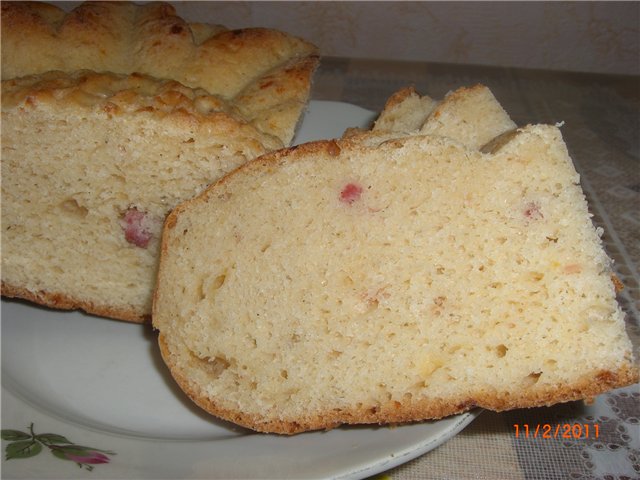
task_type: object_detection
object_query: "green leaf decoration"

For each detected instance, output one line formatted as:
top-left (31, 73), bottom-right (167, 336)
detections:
top-left (5, 440), bottom-right (42, 460)
top-left (50, 447), bottom-right (74, 461)
top-left (35, 433), bottom-right (71, 445)
top-left (1, 423), bottom-right (115, 470)
top-left (0, 430), bottom-right (30, 441)
top-left (63, 444), bottom-right (117, 455)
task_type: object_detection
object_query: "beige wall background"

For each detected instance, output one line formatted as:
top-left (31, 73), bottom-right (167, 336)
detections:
top-left (53, 1), bottom-right (639, 75)
top-left (169, 1), bottom-right (639, 76)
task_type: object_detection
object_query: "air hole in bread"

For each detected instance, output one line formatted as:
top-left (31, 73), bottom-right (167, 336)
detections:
top-left (524, 372), bottom-right (542, 386)
top-left (192, 353), bottom-right (232, 379)
top-left (529, 271), bottom-right (544, 282)
top-left (420, 357), bottom-right (444, 378)
top-left (341, 274), bottom-right (354, 287)
top-left (110, 174), bottom-right (126, 184)
top-left (197, 273), bottom-right (227, 300)
top-left (496, 344), bottom-right (508, 357)
top-left (59, 198), bottom-right (89, 218)
top-left (211, 274), bottom-right (226, 290)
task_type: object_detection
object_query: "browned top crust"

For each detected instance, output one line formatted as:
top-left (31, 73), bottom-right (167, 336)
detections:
top-left (1, 69), bottom-right (284, 151)
top-left (1, 1), bottom-right (319, 144)
top-left (381, 85), bottom-right (420, 110)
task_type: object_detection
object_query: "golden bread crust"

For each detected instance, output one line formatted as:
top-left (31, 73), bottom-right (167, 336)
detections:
top-left (349, 84), bottom-right (515, 152)
top-left (2, 281), bottom-right (148, 323)
top-left (381, 85), bottom-right (420, 110)
top-left (1, 1), bottom-right (319, 145)
top-left (158, 330), bottom-right (639, 435)
top-left (2, 70), bottom-right (283, 151)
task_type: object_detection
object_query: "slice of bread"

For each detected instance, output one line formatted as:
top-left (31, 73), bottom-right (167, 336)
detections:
top-left (153, 125), bottom-right (638, 434)
top-left (346, 85), bottom-right (516, 151)
top-left (417, 84), bottom-right (517, 149)
top-left (1, 1), bottom-right (319, 145)
top-left (1, 70), bottom-right (285, 323)
top-left (372, 86), bottom-right (438, 133)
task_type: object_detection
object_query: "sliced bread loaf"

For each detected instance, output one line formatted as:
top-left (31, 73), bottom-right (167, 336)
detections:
top-left (1, 1), bottom-right (319, 145)
top-left (372, 86), bottom-right (438, 133)
top-left (417, 84), bottom-right (516, 149)
top-left (346, 84), bottom-right (516, 151)
top-left (153, 125), bottom-right (638, 434)
top-left (1, 1), bottom-right (318, 322)
top-left (1, 70), bottom-right (284, 322)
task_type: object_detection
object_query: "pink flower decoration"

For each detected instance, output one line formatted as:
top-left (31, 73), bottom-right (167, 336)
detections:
top-left (64, 450), bottom-right (111, 464)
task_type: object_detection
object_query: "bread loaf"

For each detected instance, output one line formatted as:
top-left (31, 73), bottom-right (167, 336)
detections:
top-left (1, 1), bottom-right (319, 145)
top-left (153, 125), bottom-right (638, 434)
top-left (371, 86), bottom-right (438, 133)
top-left (1, 70), bottom-right (286, 322)
top-left (346, 85), bottom-right (516, 151)
top-left (1, 1), bottom-right (318, 322)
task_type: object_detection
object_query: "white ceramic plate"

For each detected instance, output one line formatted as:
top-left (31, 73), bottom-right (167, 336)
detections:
top-left (1, 101), bottom-right (479, 480)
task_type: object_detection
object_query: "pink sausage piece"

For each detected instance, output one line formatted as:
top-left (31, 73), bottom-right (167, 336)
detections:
top-left (340, 183), bottom-right (363, 205)
top-left (120, 207), bottom-right (153, 248)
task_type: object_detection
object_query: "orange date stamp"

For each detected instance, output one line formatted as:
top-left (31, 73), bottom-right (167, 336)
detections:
top-left (513, 423), bottom-right (600, 439)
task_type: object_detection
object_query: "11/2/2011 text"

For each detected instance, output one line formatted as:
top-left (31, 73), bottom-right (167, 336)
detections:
top-left (513, 423), bottom-right (600, 439)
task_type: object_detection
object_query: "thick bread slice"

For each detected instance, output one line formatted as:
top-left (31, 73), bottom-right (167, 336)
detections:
top-left (372, 86), bottom-right (438, 133)
top-left (1, 1), bottom-right (319, 145)
top-left (417, 84), bottom-right (517, 149)
top-left (1, 70), bottom-right (283, 323)
top-left (153, 126), bottom-right (638, 434)
top-left (346, 85), bottom-right (516, 151)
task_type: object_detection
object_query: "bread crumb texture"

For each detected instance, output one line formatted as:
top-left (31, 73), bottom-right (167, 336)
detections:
top-left (153, 126), bottom-right (638, 434)
top-left (1, 71), bottom-right (282, 322)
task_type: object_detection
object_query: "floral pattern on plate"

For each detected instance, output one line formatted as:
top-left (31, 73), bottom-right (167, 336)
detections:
top-left (2, 423), bottom-right (115, 472)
